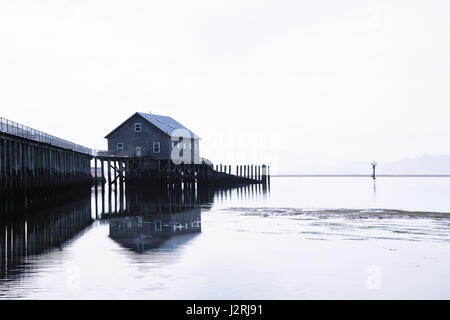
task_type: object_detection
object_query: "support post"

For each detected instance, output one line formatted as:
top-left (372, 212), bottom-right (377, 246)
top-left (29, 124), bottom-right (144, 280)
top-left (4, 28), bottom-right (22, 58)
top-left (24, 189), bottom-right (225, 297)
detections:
top-left (94, 157), bottom-right (98, 182)
top-left (107, 160), bottom-right (111, 186)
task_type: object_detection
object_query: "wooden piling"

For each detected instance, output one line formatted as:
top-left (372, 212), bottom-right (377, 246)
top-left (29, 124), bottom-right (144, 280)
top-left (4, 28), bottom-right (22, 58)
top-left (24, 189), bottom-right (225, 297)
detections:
top-left (107, 160), bottom-right (111, 187)
top-left (94, 157), bottom-right (98, 182)
top-left (262, 164), bottom-right (267, 183)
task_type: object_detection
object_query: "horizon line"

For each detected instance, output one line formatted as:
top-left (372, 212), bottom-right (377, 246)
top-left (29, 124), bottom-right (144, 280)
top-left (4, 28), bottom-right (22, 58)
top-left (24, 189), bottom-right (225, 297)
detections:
top-left (272, 174), bottom-right (450, 177)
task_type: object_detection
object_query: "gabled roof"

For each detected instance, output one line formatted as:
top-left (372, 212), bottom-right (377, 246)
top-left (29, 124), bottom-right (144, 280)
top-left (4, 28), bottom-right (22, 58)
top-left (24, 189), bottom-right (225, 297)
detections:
top-left (137, 112), bottom-right (200, 139)
top-left (105, 112), bottom-right (201, 139)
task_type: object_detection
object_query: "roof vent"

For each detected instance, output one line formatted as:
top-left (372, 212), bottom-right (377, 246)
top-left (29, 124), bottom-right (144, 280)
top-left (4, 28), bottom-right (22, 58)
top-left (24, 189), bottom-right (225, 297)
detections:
top-left (156, 118), bottom-right (163, 123)
top-left (168, 123), bottom-right (175, 129)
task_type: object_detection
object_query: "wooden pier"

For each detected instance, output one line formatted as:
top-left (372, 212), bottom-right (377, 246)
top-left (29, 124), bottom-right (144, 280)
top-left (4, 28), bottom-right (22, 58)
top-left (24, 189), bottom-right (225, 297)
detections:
top-left (0, 117), bottom-right (94, 194)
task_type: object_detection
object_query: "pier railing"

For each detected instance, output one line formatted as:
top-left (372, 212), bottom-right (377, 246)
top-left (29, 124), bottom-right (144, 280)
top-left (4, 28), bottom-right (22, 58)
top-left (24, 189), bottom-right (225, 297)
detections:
top-left (0, 117), bottom-right (94, 156)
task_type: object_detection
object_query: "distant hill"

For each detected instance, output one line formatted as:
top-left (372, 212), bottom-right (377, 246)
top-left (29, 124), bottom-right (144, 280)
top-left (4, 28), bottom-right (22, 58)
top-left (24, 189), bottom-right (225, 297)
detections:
top-left (320, 154), bottom-right (450, 175)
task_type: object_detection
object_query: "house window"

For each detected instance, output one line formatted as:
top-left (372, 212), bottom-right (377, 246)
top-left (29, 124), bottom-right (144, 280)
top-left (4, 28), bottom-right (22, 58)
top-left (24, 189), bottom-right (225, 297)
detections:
top-left (135, 123), bottom-right (141, 132)
top-left (153, 142), bottom-right (160, 153)
top-left (117, 143), bottom-right (124, 151)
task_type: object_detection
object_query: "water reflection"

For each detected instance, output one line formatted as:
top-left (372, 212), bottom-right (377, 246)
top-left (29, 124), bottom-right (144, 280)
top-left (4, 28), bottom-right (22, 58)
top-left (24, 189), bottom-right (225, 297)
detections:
top-left (0, 181), bottom-right (268, 287)
top-left (212, 182), bottom-right (269, 203)
top-left (1, 177), bottom-right (449, 300)
top-left (109, 213), bottom-right (201, 253)
top-left (105, 184), bottom-right (212, 253)
top-left (0, 190), bottom-right (92, 280)
top-left (373, 180), bottom-right (377, 200)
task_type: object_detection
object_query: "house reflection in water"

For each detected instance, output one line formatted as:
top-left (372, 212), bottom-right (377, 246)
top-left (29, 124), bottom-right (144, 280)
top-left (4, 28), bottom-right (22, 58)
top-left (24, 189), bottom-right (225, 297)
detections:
top-left (107, 184), bottom-right (212, 253)
top-left (109, 210), bottom-right (201, 253)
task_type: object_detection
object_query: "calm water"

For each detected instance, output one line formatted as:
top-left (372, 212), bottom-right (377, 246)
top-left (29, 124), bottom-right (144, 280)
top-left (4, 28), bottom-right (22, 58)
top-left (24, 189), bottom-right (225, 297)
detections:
top-left (1, 177), bottom-right (449, 299)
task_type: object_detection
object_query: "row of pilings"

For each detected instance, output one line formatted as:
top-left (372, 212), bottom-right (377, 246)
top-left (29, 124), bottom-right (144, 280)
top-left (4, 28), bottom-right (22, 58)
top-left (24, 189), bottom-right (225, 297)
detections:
top-left (215, 163), bottom-right (270, 182)
top-left (94, 157), bottom-right (270, 190)
top-left (0, 133), bottom-right (93, 195)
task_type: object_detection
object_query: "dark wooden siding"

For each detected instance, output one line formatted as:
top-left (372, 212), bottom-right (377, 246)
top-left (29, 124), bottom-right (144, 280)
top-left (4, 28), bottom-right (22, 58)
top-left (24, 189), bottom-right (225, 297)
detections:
top-left (106, 113), bottom-right (199, 161)
top-left (107, 114), bottom-right (171, 159)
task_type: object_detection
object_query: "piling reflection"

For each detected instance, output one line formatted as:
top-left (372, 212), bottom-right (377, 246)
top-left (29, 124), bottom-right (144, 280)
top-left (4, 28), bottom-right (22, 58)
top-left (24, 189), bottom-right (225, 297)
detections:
top-left (213, 181), bottom-right (269, 203)
top-left (0, 189), bottom-right (92, 280)
top-left (373, 180), bottom-right (377, 200)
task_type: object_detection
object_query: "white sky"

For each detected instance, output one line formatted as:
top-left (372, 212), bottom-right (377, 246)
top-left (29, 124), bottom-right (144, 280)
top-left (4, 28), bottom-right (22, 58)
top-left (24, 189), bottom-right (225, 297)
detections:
top-left (1, 0), bottom-right (449, 174)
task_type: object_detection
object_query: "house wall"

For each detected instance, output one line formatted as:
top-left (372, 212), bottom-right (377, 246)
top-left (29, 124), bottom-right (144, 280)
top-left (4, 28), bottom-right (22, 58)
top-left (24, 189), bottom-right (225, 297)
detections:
top-left (106, 113), bottom-right (200, 161)
top-left (107, 114), bottom-right (171, 159)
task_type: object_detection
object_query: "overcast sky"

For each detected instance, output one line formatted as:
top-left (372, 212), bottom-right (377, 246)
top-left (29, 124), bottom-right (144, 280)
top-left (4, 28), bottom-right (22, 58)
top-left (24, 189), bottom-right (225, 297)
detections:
top-left (1, 0), bottom-right (449, 174)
